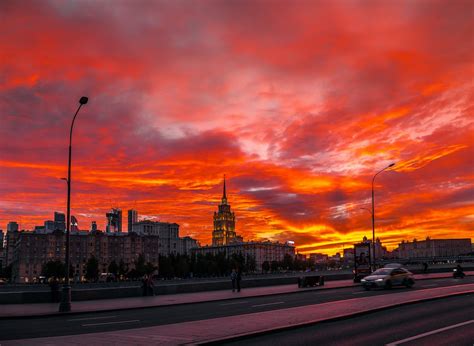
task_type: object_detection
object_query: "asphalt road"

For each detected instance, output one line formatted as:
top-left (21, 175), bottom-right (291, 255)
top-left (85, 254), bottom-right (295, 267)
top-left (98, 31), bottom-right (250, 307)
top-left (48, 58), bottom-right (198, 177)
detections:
top-left (1, 276), bottom-right (473, 341)
top-left (223, 293), bottom-right (474, 346)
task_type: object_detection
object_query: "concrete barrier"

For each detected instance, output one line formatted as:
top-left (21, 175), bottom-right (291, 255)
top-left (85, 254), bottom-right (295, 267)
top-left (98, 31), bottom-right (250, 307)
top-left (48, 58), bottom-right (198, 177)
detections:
top-left (1, 266), bottom-right (472, 304)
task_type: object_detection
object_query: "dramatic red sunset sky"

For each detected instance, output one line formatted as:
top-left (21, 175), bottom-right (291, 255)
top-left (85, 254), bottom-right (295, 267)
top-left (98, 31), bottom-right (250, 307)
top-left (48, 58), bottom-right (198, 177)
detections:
top-left (0, 0), bottom-right (472, 255)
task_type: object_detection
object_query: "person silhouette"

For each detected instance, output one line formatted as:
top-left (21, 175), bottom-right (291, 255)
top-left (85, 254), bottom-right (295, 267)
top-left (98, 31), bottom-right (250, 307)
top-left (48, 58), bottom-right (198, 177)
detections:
top-left (230, 269), bottom-right (237, 292)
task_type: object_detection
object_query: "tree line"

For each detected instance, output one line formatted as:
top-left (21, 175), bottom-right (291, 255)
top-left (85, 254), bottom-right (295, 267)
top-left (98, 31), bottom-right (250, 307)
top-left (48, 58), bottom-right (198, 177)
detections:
top-left (0, 252), bottom-right (332, 282)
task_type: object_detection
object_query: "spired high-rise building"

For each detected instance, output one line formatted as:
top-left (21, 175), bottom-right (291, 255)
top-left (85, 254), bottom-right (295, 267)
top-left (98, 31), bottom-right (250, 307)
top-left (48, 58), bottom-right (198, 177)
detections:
top-left (212, 176), bottom-right (242, 246)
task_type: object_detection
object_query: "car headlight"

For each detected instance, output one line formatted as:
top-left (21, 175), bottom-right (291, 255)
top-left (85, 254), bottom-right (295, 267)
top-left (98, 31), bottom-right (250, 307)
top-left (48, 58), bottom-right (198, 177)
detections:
top-left (375, 279), bottom-right (384, 282)
top-left (361, 279), bottom-right (366, 282)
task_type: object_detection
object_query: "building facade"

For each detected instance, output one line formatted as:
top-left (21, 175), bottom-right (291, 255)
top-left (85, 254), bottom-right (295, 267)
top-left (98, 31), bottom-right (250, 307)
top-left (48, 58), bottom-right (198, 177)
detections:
top-left (131, 220), bottom-right (183, 256)
top-left (0, 230), bottom-right (4, 269)
top-left (11, 230), bottom-right (160, 283)
top-left (212, 176), bottom-right (242, 246)
top-left (179, 236), bottom-right (199, 256)
top-left (4, 226), bottom-right (20, 268)
top-left (192, 241), bottom-right (295, 271)
top-left (396, 238), bottom-right (472, 258)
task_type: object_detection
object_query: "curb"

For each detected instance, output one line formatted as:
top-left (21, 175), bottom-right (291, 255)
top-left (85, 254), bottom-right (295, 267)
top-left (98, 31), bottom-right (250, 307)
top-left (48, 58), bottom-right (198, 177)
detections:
top-left (0, 274), bottom-right (470, 320)
top-left (196, 289), bottom-right (474, 345)
top-left (0, 282), bottom-right (356, 320)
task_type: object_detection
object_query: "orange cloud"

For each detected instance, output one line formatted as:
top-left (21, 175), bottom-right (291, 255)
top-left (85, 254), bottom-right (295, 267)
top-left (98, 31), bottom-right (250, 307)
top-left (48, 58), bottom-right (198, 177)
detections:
top-left (0, 1), bottom-right (472, 255)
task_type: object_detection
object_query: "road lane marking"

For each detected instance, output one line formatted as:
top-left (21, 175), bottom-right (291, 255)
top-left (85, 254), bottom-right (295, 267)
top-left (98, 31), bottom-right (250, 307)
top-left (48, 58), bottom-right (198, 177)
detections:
top-left (386, 320), bottom-right (474, 346)
top-left (251, 301), bottom-right (285, 308)
top-left (220, 300), bottom-right (249, 306)
top-left (68, 315), bottom-right (117, 322)
top-left (82, 319), bottom-right (140, 327)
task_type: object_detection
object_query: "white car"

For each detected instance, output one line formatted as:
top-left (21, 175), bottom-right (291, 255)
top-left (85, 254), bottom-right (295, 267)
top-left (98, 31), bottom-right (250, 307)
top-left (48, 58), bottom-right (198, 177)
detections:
top-left (361, 267), bottom-right (415, 290)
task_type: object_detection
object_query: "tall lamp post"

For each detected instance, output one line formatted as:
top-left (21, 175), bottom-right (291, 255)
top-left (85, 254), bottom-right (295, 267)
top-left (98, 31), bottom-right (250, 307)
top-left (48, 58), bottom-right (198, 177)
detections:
top-left (371, 163), bottom-right (395, 272)
top-left (59, 96), bottom-right (89, 312)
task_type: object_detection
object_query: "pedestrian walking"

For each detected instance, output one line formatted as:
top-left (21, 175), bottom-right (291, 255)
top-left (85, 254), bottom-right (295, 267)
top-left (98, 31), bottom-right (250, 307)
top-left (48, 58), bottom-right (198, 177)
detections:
top-left (422, 262), bottom-right (428, 274)
top-left (230, 269), bottom-right (237, 292)
top-left (146, 275), bottom-right (155, 296)
top-left (142, 275), bottom-right (148, 296)
top-left (236, 267), bottom-right (242, 292)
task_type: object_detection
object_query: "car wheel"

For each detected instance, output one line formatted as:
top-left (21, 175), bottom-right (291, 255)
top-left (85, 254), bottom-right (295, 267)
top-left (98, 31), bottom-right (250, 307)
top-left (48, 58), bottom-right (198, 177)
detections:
top-left (405, 279), bottom-right (414, 288)
top-left (385, 280), bottom-right (392, 289)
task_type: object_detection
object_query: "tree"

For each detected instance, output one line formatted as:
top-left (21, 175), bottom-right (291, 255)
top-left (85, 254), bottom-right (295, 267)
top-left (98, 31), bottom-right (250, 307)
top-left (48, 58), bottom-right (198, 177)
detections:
top-left (158, 255), bottom-right (173, 278)
top-left (282, 254), bottom-right (294, 270)
top-left (134, 254), bottom-right (146, 278)
top-left (145, 262), bottom-right (156, 275)
top-left (262, 261), bottom-right (270, 273)
top-left (118, 259), bottom-right (128, 279)
top-left (108, 260), bottom-right (119, 277)
top-left (1, 264), bottom-right (13, 281)
top-left (175, 254), bottom-right (190, 278)
top-left (85, 256), bottom-right (99, 282)
top-left (270, 260), bottom-right (279, 272)
top-left (42, 260), bottom-right (66, 279)
top-left (246, 254), bottom-right (256, 273)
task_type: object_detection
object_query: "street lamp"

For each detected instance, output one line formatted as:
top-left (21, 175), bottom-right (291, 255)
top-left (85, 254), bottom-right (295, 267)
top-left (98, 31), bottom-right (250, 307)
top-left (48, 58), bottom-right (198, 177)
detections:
top-left (371, 162), bottom-right (395, 272)
top-left (59, 96), bottom-right (88, 312)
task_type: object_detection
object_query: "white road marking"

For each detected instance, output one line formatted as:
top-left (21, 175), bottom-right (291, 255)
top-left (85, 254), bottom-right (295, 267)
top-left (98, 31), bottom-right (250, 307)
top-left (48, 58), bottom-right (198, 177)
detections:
top-left (82, 319), bottom-right (140, 327)
top-left (251, 301), bottom-right (285, 308)
top-left (386, 320), bottom-right (474, 346)
top-left (220, 300), bottom-right (249, 306)
top-left (68, 315), bottom-right (117, 322)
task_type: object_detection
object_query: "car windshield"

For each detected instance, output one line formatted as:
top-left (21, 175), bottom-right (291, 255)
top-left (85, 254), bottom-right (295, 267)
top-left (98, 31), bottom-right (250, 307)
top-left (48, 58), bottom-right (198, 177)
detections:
top-left (371, 269), bottom-right (392, 275)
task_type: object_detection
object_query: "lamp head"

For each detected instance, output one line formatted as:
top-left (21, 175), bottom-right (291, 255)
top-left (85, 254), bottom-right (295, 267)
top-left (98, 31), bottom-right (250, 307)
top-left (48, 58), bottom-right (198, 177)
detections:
top-left (79, 96), bottom-right (89, 105)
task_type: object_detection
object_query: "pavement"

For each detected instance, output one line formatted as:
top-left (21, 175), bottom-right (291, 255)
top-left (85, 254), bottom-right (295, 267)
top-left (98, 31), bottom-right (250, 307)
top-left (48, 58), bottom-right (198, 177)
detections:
top-left (2, 282), bottom-right (473, 345)
top-left (0, 271), bottom-right (472, 318)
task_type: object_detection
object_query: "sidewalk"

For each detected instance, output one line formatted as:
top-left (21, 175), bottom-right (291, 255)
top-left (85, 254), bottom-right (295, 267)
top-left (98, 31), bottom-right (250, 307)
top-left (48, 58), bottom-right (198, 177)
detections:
top-left (3, 283), bottom-right (473, 346)
top-left (0, 271), bottom-right (471, 318)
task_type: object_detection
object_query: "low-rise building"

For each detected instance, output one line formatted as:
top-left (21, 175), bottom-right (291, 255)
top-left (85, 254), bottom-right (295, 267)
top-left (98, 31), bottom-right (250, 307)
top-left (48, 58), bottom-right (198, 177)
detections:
top-left (309, 253), bottom-right (329, 264)
top-left (131, 220), bottom-right (181, 256)
top-left (11, 230), bottom-right (160, 283)
top-left (396, 237), bottom-right (472, 259)
top-left (192, 241), bottom-right (295, 271)
top-left (179, 236), bottom-right (199, 256)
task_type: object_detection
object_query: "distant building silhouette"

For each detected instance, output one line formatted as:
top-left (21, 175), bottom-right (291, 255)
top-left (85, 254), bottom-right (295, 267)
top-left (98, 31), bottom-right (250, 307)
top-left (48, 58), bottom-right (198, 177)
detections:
top-left (128, 209), bottom-right (138, 232)
top-left (397, 237), bottom-right (471, 258)
top-left (54, 212), bottom-right (66, 232)
top-left (7, 221), bottom-right (18, 233)
top-left (106, 208), bottom-right (122, 233)
top-left (131, 220), bottom-right (198, 256)
top-left (5, 222), bottom-right (20, 268)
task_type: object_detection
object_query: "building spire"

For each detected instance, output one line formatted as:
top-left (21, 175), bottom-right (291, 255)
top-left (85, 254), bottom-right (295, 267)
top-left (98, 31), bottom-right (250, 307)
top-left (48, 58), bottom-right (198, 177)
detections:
top-left (222, 174), bottom-right (227, 204)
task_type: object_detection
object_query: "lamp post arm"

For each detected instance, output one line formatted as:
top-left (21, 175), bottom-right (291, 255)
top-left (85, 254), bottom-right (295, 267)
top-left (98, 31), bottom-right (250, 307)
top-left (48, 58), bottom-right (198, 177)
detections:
top-left (69, 104), bottom-right (83, 147)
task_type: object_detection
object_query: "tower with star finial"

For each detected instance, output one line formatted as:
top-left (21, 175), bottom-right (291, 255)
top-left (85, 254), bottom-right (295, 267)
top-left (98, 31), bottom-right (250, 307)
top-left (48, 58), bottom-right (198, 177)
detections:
top-left (212, 175), bottom-right (241, 246)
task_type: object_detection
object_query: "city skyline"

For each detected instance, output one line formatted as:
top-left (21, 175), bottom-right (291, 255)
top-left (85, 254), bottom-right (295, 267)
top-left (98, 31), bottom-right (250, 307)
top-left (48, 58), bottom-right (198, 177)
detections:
top-left (1, 1), bottom-right (473, 255)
